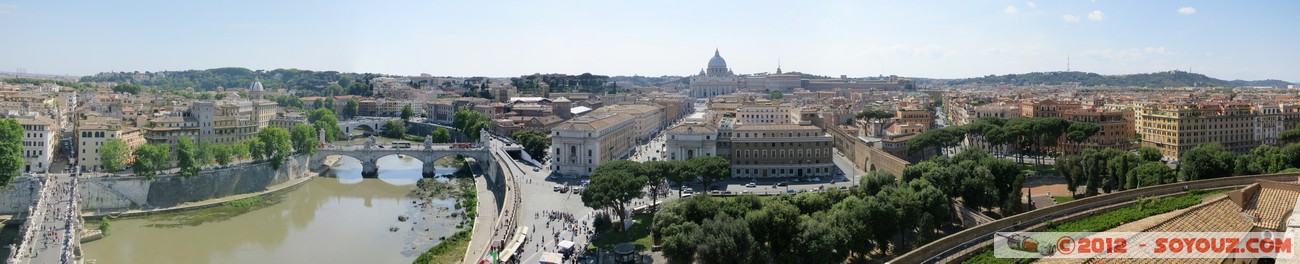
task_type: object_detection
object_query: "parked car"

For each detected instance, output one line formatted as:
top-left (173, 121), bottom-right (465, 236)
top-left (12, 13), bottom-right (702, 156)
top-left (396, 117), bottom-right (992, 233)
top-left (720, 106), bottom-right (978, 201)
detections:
top-left (775, 182), bottom-right (787, 187)
top-left (744, 182), bottom-right (756, 188)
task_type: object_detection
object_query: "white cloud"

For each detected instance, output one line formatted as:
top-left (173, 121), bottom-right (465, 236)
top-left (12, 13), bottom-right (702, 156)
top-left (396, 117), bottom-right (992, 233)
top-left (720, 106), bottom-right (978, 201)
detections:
top-left (1088, 10), bottom-right (1106, 21)
top-left (0, 4), bottom-right (16, 14)
top-left (1026, 1), bottom-right (1037, 9)
top-left (1003, 6), bottom-right (1019, 14)
top-left (1062, 15), bottom-right (1080, 23)
top-left (1178, 7), bottom-right (1196, 15)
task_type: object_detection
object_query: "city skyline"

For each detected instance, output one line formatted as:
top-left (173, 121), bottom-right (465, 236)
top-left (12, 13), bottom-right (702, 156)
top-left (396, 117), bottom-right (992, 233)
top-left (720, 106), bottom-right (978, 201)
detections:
top-left (0, 0), bottom-right (1297, 82)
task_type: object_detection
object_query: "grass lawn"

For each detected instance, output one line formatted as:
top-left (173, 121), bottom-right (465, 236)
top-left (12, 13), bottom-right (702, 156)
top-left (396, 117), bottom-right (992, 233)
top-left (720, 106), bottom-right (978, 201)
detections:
top-left (1053, 196), bottom-right (1074, 204)
top-left (416, 229), bottom-right (472, 264)
top-left (588, 214), bottom-right (654, 251)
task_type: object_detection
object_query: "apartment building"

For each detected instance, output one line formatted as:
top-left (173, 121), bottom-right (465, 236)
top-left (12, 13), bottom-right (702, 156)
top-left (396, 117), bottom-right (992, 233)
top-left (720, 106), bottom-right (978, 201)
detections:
top-left (1021, 99), bottom-right (1081, 118)
top-left (17, 115), bottom-right (56, 173)
top-left (589, 103), bottom-right (666, 144)
top-left (76, 121), bottom-right (144, 172)
top-left (1136, 103), bottom-right (1255, 159)
top-left (728, 123), bottom-right (834, 178)
top-left (1254, 104), bottom-right (1285, 146)
top-left (1058, 109), bottom-right (1136, 156)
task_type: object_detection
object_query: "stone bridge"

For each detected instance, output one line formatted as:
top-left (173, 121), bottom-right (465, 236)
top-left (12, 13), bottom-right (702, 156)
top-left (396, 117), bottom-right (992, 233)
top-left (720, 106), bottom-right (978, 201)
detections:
top-left (339, 116), bottom-right (399, 136)
top-left (310, 136), bottom-right (493, 178)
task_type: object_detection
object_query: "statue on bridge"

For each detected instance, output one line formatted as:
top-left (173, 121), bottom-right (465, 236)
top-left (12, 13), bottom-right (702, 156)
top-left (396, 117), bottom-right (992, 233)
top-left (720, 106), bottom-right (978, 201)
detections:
top-left (425, 134), bottom-right (433, 150)
top-left (364, 136), bottom-right (377, 150)
top-left (318, 128), bottom-right (327, 147)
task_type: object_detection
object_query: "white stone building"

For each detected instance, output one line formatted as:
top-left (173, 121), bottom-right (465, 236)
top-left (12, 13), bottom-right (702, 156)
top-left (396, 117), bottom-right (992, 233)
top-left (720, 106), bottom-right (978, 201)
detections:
top-left (689, 50), bottom-right (741, 98)
top-left (18, 115), bottom-right (56, 173)
top-left (550, 112), bottom-right (636, 176)
top-left (665, 122), bottom-right (717, 161)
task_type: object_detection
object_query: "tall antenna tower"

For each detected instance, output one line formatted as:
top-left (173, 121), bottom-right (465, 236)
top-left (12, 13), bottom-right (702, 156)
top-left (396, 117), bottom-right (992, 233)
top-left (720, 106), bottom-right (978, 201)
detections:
top-left (1066, 55), bottom-right (1071, 72)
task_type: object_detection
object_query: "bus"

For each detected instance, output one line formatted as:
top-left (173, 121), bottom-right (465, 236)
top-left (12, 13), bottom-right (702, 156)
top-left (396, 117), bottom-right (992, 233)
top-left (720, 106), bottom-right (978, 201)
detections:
top-left (392, 141), bottom-right (411, 149)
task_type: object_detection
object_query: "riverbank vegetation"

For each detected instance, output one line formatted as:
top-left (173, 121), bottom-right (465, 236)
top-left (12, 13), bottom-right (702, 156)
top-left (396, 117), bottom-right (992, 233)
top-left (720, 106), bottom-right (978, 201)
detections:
top-left (135, 190), bottom-right (287, 228)
top-left (98, 218), bottom-right (111, 236)
top-left (414, 177), bottom-right (477, 264)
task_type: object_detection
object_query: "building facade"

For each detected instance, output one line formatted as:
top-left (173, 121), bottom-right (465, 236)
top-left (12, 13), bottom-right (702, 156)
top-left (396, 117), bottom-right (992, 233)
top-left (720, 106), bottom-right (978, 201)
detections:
top-left (728, 124), bottom-right (834, 178)
top-left (18, 116), bottom-right (56, 173)
top-left (665, 122), bottom-right (717, 161)
top-left (550, 113), bottom-right (637, 176)
top-left (1058, 109), bottom-right (1136, 156)
top-left (1136, 103), bottom-right (1256, 159)
top-left (689, 50), bottom-right (741, 98)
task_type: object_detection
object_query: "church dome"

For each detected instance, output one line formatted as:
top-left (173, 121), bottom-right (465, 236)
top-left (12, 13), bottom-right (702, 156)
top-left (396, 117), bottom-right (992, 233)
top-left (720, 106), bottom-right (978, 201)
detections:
top-left (707, 49), bottom-right (727, 69)
top-left (250, 78), bottom-right (265, 91)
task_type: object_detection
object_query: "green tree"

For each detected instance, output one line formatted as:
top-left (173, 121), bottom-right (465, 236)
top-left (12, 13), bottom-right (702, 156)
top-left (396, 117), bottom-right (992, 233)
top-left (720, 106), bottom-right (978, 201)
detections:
top-left (100, 138), bottom-right (128, 172)
top-left (696, 213), bottom-right (755, 264)
top-left (1129, 161), bottom-right (1173, 188)
top-left (453, 107), bottom-right (491, 141)
top-left (642, 160), bottom-right (672, 212)
top-left (382, 120), bottom-right (407, 139)
top-left (212, 144), bottom-right (233, 166)
top-left (290, 124), bottom-right (319, 155)
top-left (862, 195), bottom-right (898, 250)
top-left (795, 213), bottom-right (849, 264)
top-left (430, 128), bottom-right (451, 143)
top-left (196, 141), bottom-right (215, 166)
top-left (859, 170), bottom-right (896, 195)
top-left (1065, 122), bottom-right (1101, 144)
top-left (688, 156), bottom-right (730, 191)
top-left (1281, 124), bottom-right (1300, 144)
top-left (111, 83), bottom-right (141, 94)
top-left (257, 127), bottom-right (294, 170)
top-left (233, 140), bottom-right (252, 161)
top-left (131, 143), bottom-right (171, 179)
top-left (1138, 146), bottom-right (1164, 162)
top-left (400, 104), bottom-right (415, 121)
top-left (309, 108), bottom-right (341, 142)
top-left (510, 130), bottom-right (550, 160)
top-left (1178, 143), bottom-right (1236, 181)
top-left (665, 160), bottom-right (695, 197)
top-left (0, 119), bottom-right (21, 188)
top-left (769, 90), bottom-right (783, 100)
top-left (176, 137), bottom-right (201, 177)
top-left (580, 169), bottom-right (647, 229)
top-left (830, 196), bottom-right (877, 258)
top-left (744, 199), bottom-right (801, 262)
top-left (343, 99), bottom-right (360, 119)
top-left (659, 221), bottom-right (701, 263)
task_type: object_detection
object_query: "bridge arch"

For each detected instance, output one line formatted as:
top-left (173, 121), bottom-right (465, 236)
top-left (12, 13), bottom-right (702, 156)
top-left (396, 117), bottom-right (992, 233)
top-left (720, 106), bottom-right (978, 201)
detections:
top-left (311, 147), bottom-right (493, 179)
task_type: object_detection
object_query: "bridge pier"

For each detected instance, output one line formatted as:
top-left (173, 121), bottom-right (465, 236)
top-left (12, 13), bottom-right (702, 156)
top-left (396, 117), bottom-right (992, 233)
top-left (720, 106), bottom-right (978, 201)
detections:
top-left (361, 158), bottom-right (379, 178)
top-left (423, 162), bottom-right (440, 178)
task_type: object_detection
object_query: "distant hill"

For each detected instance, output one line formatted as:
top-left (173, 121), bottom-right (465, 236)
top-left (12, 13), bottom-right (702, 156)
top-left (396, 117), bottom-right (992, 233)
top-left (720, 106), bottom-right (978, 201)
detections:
top-left (80, 67), bottom-right (383, 97)
top-left (948, 71), bottom-right (1293, 88)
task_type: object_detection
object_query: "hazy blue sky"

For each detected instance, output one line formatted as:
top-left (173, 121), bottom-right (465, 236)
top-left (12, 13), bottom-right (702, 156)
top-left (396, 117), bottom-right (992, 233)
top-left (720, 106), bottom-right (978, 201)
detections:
top-left (0, 1), bottom-right (1295, 81)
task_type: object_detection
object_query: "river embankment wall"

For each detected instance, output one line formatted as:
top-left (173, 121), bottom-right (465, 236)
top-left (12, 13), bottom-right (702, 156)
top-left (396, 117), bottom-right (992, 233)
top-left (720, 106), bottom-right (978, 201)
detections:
top-left (0, 155), bottom-right (312, 215)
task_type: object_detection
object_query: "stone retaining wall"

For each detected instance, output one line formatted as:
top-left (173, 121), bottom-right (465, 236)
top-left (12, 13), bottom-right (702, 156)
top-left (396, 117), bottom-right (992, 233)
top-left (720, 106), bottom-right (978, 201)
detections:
top-left (0, 155), bottom-right (311, 215)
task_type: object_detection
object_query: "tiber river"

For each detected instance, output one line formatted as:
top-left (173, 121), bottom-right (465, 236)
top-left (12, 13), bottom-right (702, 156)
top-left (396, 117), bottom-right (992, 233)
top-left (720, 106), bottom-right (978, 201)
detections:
top-left (82, 155), bottom-right (462, 264)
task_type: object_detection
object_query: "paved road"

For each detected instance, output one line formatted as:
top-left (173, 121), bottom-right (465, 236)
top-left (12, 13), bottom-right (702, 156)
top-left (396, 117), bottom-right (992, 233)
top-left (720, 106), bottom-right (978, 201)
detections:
top-left (483, 136), bottom-right (596, 264)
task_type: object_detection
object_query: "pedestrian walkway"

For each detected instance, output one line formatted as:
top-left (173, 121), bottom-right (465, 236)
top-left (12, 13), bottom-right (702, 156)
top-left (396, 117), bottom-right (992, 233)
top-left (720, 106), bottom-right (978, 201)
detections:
top-left (9, 174), bottom-right (83, 264)
top-left (462, 175), bottom-right (499, 264)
